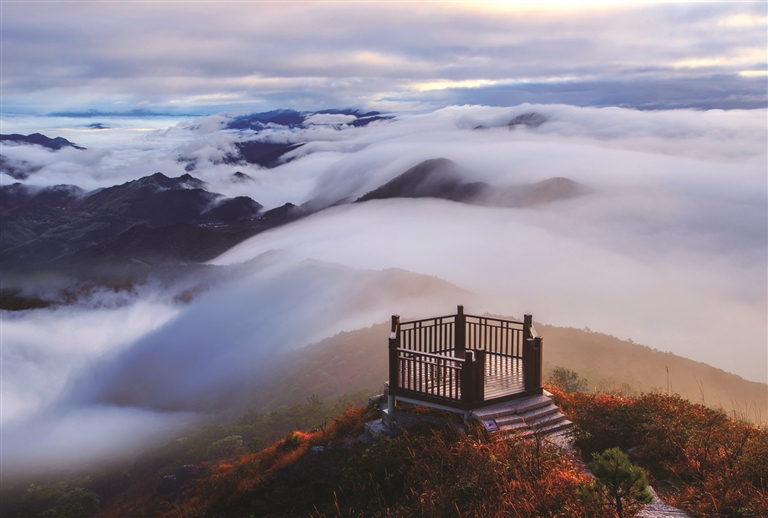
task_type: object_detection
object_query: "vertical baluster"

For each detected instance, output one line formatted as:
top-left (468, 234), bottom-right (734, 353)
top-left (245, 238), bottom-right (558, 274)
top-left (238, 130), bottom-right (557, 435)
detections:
top-left (429, 324), bottom-right (433, 353)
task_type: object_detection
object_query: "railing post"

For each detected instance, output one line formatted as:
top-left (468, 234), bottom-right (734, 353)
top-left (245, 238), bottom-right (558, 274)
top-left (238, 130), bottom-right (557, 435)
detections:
top-left (523, 314), bottom-right (532, 341)
top-left (455, 305), bottom-right (466, 358)
top-left (474, 348), bottom-right (485, 405)
top-left (523, 337), bottom-right (534, 391)
top-left (523, 336), bottom-right (543, 392)
top-left (533, 336), bottom-right (543, 390)
top-left (461, 350), bottom-right (475, 407)
top-left (523, 314), bottom-right (534, 391)
top-left (388, 315), bottom-right (400, 411)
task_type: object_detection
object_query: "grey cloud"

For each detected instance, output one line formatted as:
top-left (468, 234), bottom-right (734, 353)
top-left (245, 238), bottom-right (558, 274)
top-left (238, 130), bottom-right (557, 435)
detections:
top-left (1, 103), bottom-right (765, 476)
top-left (2, 2), bottom-right (765, 112)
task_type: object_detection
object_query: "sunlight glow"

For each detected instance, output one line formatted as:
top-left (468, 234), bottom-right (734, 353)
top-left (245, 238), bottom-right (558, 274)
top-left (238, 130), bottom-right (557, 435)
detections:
top-left (414, 79), bottom-right (499, 92)
top-left (718, 13), bottom-right (768, 28)
top-left (673, 48), bottom-right (767, 69)
top-left (739, 70), bottom-right (768, 78)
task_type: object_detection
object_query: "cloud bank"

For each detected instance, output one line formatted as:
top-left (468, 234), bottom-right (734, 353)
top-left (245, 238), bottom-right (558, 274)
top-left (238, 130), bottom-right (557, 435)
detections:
top-left (1, 103), bottom-right (765, 476)
top-left (2, 2), bottom-right (765, 113)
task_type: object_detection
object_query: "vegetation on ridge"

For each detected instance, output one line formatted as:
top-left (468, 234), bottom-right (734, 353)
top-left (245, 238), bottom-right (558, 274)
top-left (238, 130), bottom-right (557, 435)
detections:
top-left (7, 382), bottom-right (767, 517)
top-left (550, 385), bottom-right (768, 517)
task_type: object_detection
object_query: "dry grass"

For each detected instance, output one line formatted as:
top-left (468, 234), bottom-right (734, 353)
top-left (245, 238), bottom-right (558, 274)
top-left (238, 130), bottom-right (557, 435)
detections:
top-left (550, 385), bottom-right (768, 517)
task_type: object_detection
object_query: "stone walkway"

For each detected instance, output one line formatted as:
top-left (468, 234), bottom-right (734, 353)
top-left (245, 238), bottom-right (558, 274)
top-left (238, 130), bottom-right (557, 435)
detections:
top-left (637, 487), bottom-right (691, 518)
top-left (543, 432), bottom-right (691, 518)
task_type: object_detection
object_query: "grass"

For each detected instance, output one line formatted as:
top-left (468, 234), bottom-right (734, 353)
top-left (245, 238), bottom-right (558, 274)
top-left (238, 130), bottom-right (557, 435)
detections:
top-left (8, 387), bottom-right (768, 517)
top-left (549, 384), bottom-right (768, 517)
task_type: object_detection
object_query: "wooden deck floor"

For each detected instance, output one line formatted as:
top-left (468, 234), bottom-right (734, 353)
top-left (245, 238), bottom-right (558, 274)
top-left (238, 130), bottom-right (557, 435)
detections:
top-left (484, 353), bottom-right (525, 399)
top-left (398, 352), bottom-right (525, 401)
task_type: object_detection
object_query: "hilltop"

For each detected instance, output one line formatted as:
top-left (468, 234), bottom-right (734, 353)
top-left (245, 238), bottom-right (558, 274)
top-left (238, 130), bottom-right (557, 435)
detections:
top-left (5, 387), bottom-right (766, 517)
top-left (234, 320), bottom-right (767, 423)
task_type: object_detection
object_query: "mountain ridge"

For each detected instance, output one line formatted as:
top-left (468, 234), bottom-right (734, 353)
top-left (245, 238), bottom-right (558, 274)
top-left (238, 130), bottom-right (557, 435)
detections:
top-left (356, 158), bottom-right (591, 207)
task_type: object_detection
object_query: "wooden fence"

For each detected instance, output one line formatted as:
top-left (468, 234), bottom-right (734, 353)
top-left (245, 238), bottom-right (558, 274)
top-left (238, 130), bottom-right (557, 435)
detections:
top-left (388, 305), bottom-right (542, 411)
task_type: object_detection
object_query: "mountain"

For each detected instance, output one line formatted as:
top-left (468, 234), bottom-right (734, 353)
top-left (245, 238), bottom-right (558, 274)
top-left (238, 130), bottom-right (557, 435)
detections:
top-left (0, 133), bottom-right (85, 150)
top-left (5, 318), bottom-right (764, 517)
top-left (0, 155), bottom-right (43, 180)
top-left (0, 173), bottom-right (268, 279)
top-left (356, 158), bottom-right (591, 207)
top-left (473, 111), bottom-right (549, 130)
top-left (356, 158), bottom-right (485, 203)
top-left (208, 109), bottom-right (391, 168)
top-left (47, 108), bottom-right (186, 118)
top-left (2, 157), bottom-right (590, 289)
top-left (233, 319), bottom-right (767, 421)
top-left (230, 171), bottom-right (254, 183)
top-left (230, 141), bottom-right (305, 167)
top-left (0, 133), bottom-right (85, 179)
top-left (226, 108), bottom-right (390, 132)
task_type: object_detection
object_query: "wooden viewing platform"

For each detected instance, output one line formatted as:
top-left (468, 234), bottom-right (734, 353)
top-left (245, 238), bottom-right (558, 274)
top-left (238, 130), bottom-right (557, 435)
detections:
top-left (386, 305), bottom-right (544, 420)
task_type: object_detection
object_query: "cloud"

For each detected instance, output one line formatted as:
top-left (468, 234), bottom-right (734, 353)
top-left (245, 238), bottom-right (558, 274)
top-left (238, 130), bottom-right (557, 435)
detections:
top-left (211, 196), bottom-right (766, 384)
top-left (2, 2), bottom-right (765, 112)
top-left (64, 253), bottom-right (470, 413)
top-left (2, 405), bottom-right (197, 478)
top-left (0, 255), bottom-right (469, 477)
top-left (1, 296), bottom-right (180, 423)
top-left (2, 103), bottom-right (765, 475)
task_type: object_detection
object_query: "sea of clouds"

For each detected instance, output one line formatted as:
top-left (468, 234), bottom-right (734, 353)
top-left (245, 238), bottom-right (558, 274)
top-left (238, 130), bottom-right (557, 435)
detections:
top-left (1, 104), bottom-right (766, 476)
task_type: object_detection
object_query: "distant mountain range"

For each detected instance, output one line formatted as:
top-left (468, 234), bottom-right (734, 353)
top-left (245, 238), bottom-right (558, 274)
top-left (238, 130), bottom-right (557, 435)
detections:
top-left (1, 133), bottom-right (86, 180)
top-left (47, 108), bottom-right (188, 118)
top-left (1, 157), bottom-right (591, 288)
top-left (0, 173), bottom-right (277, 280)
top-left (180, 109), bottom-right (394, 171)
top-left (226, 108), bottom-right (391, 131)
top-left (1, 133), bottom-right (85, 150)
top-left (356, 158), bottom-right (591, 207)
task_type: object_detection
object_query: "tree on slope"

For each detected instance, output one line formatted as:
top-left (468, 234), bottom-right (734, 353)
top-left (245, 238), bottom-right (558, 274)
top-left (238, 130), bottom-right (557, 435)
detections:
top-left (582, 447), bottom-right (653, 517)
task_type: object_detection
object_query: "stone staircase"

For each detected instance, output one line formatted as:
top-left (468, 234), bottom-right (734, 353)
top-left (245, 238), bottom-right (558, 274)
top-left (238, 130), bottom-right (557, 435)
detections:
top-left (471, 393), bottom-right (572, 438)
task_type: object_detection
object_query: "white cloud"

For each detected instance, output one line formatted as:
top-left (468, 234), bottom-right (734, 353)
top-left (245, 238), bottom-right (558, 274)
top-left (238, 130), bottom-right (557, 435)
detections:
top-left (2, 103), bottom-right (765, 474)
top-left (1, 297), bottom-right (180, 423)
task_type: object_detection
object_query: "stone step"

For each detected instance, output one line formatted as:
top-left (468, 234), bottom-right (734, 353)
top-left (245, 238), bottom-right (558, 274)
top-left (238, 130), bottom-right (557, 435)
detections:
top-left (472, 394), bottom-right (553, 420)
top-left (502, 410), bottom-right (568, 432)
top-left (511, 395), bottom-right (557, 414)
top-left (516, 418), bottom-right (573, 438)
top-left (495, 404), bottom-right (560, 427)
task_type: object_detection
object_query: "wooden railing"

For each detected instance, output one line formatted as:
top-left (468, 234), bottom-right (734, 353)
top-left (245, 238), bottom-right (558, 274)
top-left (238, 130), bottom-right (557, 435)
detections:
top-left (522, 314), bottom-right (543, 393)
top-left (398, 314), bottom-right (456, 355)
top-left (465, 314), bottom-right (525, 358)
top-left (388, 305), bottom-right (543, 412)
top-left (396, 348), bottom-right (464, 401)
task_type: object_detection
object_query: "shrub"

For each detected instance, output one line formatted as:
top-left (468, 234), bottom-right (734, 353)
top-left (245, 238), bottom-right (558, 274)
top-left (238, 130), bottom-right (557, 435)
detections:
top-left (550, 386), bottom-right (768, 517)
top-left (206, 435), bottom-right (244, 459)
top-left (582, 447), bottom-right (652, 518)
top-left (548, 366), bottom-right (589, 394)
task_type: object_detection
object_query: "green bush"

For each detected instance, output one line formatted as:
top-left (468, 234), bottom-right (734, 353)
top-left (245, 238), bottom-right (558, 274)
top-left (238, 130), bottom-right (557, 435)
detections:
top-left (548, 366), bottom-right (589, 394)
top-left (581, 447), bottom-right (652, 518)
top-left (206, 435), bottom-right (244, 459)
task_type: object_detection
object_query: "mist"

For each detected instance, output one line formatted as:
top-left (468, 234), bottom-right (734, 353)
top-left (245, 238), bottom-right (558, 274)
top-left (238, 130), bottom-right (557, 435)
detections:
top-left (1, 104), bottom-right (765, 476)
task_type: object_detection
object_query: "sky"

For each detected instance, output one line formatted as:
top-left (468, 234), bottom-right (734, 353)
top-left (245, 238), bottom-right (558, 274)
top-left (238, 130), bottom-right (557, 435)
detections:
top-left (1, 1), bottom-right (767, 476)
top-left (1, 1), bottom-right (766, 115)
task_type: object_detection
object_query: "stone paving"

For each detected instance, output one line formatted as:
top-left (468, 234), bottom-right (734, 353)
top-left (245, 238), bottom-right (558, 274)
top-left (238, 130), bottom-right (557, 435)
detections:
top-left (543, 432), bottom-right (691, 518)
top-left (637, 487), bottom-right (692, 518)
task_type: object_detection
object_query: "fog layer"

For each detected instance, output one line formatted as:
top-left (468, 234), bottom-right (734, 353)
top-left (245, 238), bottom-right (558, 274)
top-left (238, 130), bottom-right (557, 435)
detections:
top-left (2, 104), bottom-right (765, 476)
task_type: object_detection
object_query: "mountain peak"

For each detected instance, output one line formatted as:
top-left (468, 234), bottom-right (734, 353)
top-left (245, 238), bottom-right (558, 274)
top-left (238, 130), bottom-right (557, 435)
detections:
top-left (356, 158), bottom-right (478, 203)
top-left (0, 132), bottom-right (85, 150)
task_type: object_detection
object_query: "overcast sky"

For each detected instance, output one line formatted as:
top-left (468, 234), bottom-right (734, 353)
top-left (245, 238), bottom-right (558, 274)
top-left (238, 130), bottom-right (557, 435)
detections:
top-left (2, 3), bottom-right (766, 472)
top-left (2, 1), bottom-right (766, 115)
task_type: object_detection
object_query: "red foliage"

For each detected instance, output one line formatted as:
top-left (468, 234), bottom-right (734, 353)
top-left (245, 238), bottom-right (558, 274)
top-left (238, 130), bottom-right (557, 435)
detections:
top-left (549, 385), bottom-right (768, 517)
